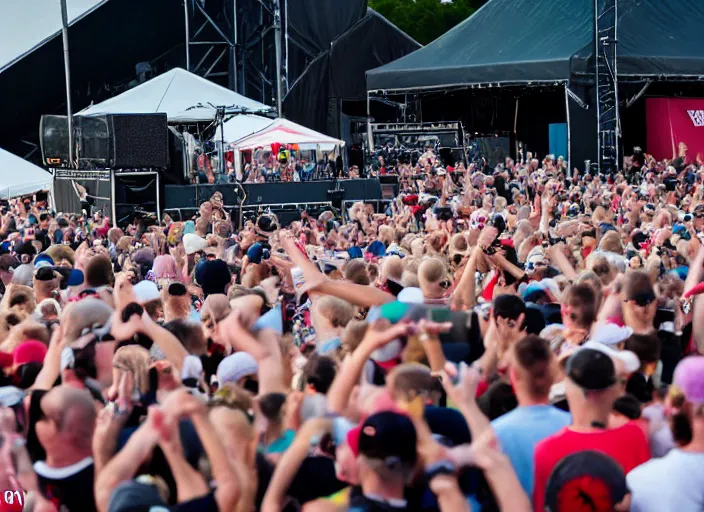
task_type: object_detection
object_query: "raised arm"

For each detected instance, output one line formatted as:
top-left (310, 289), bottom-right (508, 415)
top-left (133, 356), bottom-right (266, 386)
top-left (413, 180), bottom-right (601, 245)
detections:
top-left (261, 418), bottom-right (332, 512)
top-left (327, 321), bottom-right (414, 415)
top-left (94, 411), bottom-right (160, 512)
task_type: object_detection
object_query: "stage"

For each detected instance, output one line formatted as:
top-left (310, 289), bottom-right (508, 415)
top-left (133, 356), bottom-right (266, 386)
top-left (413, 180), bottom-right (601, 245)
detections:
top-left (162, 178), bottom-right (387, 227)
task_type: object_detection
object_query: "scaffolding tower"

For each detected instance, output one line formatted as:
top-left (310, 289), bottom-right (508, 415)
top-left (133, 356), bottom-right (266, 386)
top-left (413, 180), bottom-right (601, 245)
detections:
top-left (183, 0), bottom-right (286, 111)
top-left (594, 0), bottom-right (620, 174)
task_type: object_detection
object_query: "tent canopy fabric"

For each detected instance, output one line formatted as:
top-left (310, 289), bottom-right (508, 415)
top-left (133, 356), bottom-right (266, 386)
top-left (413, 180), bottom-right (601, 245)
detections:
top-left (367, 0), bottom-right (591, 91)
top-left (283, 8), bottom-right (420, 135)
top-left (214, 115), bottom-right (274, 145)
top-left (0, 148), bottom-right (52, 199)
top-left (0, 0), bottom-right (106, 74)
top-left (78, 68), bottom-right (272, 123)
top-left (233, 119), bottom-right (344, 151)
top-left (367, 0), bottom-right (704, 92)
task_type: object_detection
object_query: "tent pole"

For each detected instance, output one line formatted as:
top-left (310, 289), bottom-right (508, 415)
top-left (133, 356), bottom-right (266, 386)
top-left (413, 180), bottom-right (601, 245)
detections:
top-left (565, 83), bottom-right (572, 179)
top-left (366, 92), bottom-right (373, 173)
top-left (59, 0), bottom-right (74, 168)
top-left (184, 0), bottom-right (190, 71)
top-left (273, 0), bottom-right (283, 115)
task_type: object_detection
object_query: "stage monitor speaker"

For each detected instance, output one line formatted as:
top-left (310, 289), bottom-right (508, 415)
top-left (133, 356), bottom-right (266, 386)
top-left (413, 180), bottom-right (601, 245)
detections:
top-left (379, 175), bottom-right (399, 199)
top-left (113, 174), bottom-right (159, 226)
top-left (76, 113), bottom-right (168, 169)
top-left (40, 115), bottom-right (71, 167)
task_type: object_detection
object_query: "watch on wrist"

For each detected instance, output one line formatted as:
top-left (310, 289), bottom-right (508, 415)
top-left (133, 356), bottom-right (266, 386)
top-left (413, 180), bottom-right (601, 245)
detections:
top-left (425, 459), bottom-right (456, 481)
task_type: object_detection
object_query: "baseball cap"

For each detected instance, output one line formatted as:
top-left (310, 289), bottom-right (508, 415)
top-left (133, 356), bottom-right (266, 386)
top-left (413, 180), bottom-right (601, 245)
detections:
top-left (33, 266), bottom-right (59, 282)
top-left (673, 356), bottom-right (704, 406)
top-left (13, 340), bottom-right (48, 367)
top-left (589, 324), bottom-right (634, 347)
top-left (33, 253), bottom-right (54, 268)
top-left (566, 348), bottom-right (617, 390)
top-left (183, 233), bottom-right (207, 255)
top-left (194, 259), bottom-right (231, 297)
top-left (358, 411), bottom-right (417, 467)
top-left (544, 450), bottom-right (628, 512)
top-left (216, 352), bottom-right (258, 387)
top-left (107, 480), bottom-right (166, 512)
top-left (397, 287), bottom-right (423, 304)
top-left (581, 340), bottom-right (641, 375)
top-left (133, 280), bottom-right (161, 304)
top-left (54, 266), bottom-right (84, 289)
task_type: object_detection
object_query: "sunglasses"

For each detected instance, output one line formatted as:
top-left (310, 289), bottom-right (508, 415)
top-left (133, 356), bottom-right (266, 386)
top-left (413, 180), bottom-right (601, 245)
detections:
top-left (629, 293), bottom-right (656, 307)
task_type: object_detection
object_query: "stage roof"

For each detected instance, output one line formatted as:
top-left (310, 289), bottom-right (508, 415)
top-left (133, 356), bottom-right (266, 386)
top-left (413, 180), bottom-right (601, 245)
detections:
top-left (233, 118), bottom-right (344, 151)
top-left (78, 68), bottom-right (273, 123)
top-left (0, 147), bottom-right (52, 199)
top-left (367, 0), bottom-right (704, 92)
top-left (0, 0), bottom-right (107, 74)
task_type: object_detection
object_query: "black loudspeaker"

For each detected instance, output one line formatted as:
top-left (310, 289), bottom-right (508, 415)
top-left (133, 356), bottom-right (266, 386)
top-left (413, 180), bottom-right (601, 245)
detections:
top-left (111, 113), bottom-right (168, 168)
top-left (77, 113), bottom-right (168, 169)
top-left (76, 116), bottom-right (112, 169)
top-left (476, 135), bottom-right (513, 167)
top-left (379, 175), bottom-right (399, 199)
top-left (113, 174), bottom-right (159, 226)
top-left (40, 115), bottom-right (71, 167)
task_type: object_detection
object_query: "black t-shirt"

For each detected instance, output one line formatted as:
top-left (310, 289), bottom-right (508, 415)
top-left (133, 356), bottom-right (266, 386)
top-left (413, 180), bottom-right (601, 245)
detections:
top-left (288, 456), bottom-right (346, 505)
top-left (34, 457), bottom-right (96, 512)
top-left (35, 228), bottom-right (51, 251)
top-left (348, 493), bottom-right (408, 511)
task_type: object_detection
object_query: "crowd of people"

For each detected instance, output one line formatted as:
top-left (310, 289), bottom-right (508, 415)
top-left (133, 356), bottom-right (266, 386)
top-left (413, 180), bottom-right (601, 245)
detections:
top-left (0, 146), bottom-right (703, 512)
top-left (192, 146), bottom-right (343, 184)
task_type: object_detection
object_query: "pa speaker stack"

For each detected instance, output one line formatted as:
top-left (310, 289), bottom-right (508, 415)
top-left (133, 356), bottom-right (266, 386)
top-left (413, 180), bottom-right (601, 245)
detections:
top-left (40, 113), bottom-right (169, 169)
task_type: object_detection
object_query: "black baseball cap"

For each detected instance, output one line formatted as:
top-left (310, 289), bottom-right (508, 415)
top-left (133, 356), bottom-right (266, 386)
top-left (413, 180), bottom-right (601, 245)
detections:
top-left (545, 450), bottom-right (628, 512)
top-left (358, 411), bottom-right (417, 467)
top-left (566, 348), bottom-right (617, 391)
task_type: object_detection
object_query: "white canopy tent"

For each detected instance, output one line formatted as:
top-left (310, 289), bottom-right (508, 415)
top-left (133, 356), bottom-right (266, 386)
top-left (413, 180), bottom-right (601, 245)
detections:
top-left (232, 118), bottom-right (344, 151)
top-left (230, 118), bottom-right (345, 175)
top-left (213, 114), bottom-right (274, 145)
top-left (0, 0), bottom-right (106, 73)
top-left (0, 148), bottom-right (53, 199)
top-left (78, 68), bottom-right (272, 123)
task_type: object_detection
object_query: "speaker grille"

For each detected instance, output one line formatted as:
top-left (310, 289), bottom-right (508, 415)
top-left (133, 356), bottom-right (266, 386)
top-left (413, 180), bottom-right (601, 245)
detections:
top-left (40, 115), bottom-right (70, 167)
top-left (111, 114), bottom-right (168, 169)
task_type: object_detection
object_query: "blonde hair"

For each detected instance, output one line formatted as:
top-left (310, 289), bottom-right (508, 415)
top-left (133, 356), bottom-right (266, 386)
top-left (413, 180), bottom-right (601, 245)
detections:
top-left (378, 225), bottom-right (395, 246)
top-left (419, 257), bottom-right (447, 284)
top-left (382, 256), bottom-right (403, 282)
top-left (112, 345), bottom-right (151, 396)
top-left (314, 296), bottom-right (355, 328)
top-left (599, 231), bottom-right (624, 254)
top-left (341, 319), bottom-right (369, 357)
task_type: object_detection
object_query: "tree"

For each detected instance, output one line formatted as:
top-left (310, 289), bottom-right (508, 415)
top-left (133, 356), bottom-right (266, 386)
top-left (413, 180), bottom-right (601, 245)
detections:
top-left (369, 0), bottom-right (485, 45)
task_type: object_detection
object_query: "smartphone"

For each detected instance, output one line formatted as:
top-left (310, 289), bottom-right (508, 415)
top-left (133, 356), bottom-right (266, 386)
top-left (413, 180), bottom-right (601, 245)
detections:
top-left (428, 307), bottom-right (452, 324)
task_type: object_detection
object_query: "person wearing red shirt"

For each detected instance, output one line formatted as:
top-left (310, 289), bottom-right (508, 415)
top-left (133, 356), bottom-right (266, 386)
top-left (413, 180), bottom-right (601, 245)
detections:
top-left (533, 348), bottom-right (650, 511)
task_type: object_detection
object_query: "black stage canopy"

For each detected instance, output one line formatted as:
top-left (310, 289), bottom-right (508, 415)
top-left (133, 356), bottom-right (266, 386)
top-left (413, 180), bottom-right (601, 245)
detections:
top-left (367, 0), bottom-right (704, 93)
top-left (284, 9), bottom-right (420, 136)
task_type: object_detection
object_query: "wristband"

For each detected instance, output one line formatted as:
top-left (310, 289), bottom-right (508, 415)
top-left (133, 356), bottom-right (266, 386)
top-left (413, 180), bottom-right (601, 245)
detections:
top-left (424, 459), bottom-right (456, 481)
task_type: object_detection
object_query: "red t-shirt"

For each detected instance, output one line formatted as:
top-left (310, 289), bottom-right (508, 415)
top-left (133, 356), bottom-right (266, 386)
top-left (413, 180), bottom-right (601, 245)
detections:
top-left (532, 422), bottom-right (650, 511)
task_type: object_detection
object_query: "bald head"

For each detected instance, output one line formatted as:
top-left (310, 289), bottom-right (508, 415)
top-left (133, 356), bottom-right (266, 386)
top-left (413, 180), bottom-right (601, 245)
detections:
top-left (42, 386), bottom-right (96, 451)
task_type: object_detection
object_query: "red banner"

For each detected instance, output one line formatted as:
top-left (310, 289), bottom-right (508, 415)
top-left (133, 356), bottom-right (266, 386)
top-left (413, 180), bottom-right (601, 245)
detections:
top-left (646, 97), bottom-right (704, 161)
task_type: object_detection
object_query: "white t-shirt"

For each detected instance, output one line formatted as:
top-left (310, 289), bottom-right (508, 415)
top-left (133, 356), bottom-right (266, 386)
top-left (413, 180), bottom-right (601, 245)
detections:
top-left (627, 449), bottom-right (704, 512)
